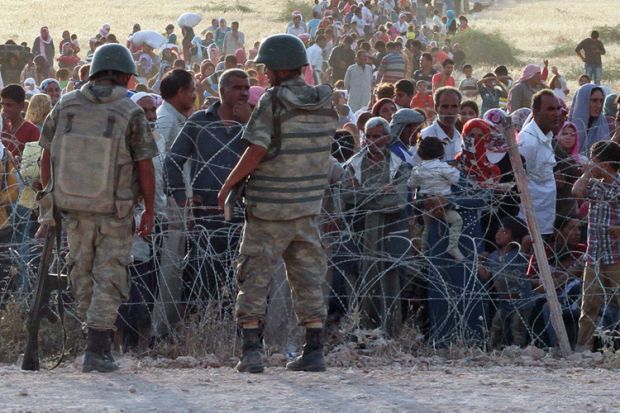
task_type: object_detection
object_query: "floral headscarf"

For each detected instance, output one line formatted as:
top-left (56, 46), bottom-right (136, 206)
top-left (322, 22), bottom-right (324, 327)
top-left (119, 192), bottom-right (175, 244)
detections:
top-left (459, 118), bottom-right (501, 186)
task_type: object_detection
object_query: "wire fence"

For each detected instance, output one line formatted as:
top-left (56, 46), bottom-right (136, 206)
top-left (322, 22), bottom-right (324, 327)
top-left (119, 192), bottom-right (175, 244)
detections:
top-left (1, 117), bottom-right (620, 362)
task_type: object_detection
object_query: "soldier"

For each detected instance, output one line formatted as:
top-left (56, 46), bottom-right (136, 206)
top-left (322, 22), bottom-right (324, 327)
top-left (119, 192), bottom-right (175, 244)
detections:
top-left (38, 44), bottom-right (158, 373)
top-left (218, 34), bottom-right (337, 373)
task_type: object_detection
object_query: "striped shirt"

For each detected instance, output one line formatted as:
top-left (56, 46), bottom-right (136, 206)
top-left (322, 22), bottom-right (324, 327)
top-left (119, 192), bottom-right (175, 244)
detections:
top-left (586, 175), bottom-right (620, 264)
top-left (378, 52), bottom-right (406, 84)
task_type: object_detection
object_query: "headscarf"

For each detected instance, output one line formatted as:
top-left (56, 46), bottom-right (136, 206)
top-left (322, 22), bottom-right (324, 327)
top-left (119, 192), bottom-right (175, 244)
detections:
top-left (482, 108), bottom-right (511, 163)
top-left (235, 48), bottom-right (247, 66)
top-left (248, 86), bottom-right (266, 107)
top-left (556, 121), bottom-right (581, 163)
top-left (515, 64), bottom-right (541, 84)
top-left (510, 107), bottom-right (532, 132)
top-left (389, 108), bottom-right (425, 143)
top-left (568, 83), bottom-right (610, 154)
top-left (371, 98), bottom-right (396, 119)
top-left (39, 78), bottom-right (60, 92)
top-left (604, 93), bottom-right (618, 118)
top-left (446, 10), bottom-right (456, 29)
top-left (100, 24), bottom-right (111, 38)
top-left (459, 118), bottom-right (501, 186)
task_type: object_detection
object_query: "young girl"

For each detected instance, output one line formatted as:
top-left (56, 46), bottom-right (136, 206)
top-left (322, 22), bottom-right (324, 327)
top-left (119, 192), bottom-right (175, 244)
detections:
top-left (550, 74), bottom-right (566, 103)
top-left (409, 136), bottom-right (464, 260)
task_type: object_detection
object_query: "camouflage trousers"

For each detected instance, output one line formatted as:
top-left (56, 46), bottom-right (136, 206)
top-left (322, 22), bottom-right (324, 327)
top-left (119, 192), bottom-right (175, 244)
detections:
top-left (235, 214), bottom-right (327, 326)
top-left (64, 213), bottom-right (133, 331)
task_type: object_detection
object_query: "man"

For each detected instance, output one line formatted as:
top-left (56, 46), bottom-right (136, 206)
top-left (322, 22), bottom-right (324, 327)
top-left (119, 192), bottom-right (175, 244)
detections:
top-left (404, 39), bottom-right (422, 77)
top-left (32, 26), bottom-right (55, 67)
top-left (1, 84), bottom-right (40, 161)
top-left (153, 69), bottom-right (196, 337)
top-left (420, 86), bottom-right (462, 162)
top-left (508, 64), bottom-right (545, 112)
top-left (413, 52), bottom-right (437, 85)
top-left (341, 117), bottom-right (411, 336)
top-left (38, 44), bottom-right (157, 372)
top-left (157, 69), bottom-right (196, 149)
top-left (165, 69), bottom-right (250, 303)
top-left (377, 42), bottom-right (406, 85)
top-left (218, 34), bottom-right (337, 373)
top-left (202, 55), bottom-right (238, 97)
top-left (222, 21), bottom-right (245, 56)
top-left (328, 36), bottom-right (355, 84)
top-left (344, 50), bottom-right (373, 113)
top-left (306, 35), bottom-right (327, 85)
top-left (517, 89), bottom-right (562, 236)
top-left (394, 79), bottom-right (415, 109)
top-left (576, 30), bottom-right (606, 85)
top-left (286, 13), bottom-right (307, 36)
top-left (431, 58), bottom-right (455, 94)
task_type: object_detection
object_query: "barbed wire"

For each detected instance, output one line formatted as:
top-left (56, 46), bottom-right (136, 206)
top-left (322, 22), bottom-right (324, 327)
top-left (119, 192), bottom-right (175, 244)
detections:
top-left (1, 117), bottom-right (620, 357)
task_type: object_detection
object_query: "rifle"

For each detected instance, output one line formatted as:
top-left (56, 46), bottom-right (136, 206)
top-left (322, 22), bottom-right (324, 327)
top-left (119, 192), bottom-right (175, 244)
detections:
top-left (21, 222), bottom-right (64, 371)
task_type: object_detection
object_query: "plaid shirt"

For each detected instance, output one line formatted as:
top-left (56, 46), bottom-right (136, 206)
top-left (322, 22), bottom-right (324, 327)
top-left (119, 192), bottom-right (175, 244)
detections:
top-left (586, 175), bottom-right (620, 265)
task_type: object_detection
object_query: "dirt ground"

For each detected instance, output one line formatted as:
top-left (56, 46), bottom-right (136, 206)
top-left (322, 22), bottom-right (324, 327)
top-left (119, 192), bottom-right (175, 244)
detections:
top-left (2, 355), bottom-right (620, 413)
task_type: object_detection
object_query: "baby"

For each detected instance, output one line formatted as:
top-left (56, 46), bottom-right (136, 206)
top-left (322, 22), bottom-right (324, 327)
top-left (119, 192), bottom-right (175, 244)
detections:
top-left (409, 136), bottom-right (464, 260)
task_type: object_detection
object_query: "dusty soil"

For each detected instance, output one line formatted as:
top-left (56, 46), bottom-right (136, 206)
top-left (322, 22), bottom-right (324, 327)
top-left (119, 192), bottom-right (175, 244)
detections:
top-left (1, 355), bottom-right (620, 413)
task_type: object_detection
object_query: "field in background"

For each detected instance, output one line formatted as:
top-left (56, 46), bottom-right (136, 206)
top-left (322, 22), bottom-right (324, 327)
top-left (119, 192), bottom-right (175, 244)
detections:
top-left (1, 0), bottom-right (618, 86)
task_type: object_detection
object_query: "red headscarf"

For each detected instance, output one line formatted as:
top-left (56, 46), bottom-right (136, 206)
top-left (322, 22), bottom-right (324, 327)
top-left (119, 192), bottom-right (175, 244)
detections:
top-left (459, 119), bottom-right (501, 186)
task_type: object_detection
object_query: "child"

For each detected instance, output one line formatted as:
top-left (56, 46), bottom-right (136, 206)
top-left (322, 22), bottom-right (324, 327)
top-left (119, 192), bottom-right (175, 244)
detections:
top-left (458, 64), bottom-right (478, 99)
top-left (409, 136), bottom-right (464, 260)
top-left (410, 80), bottom-right (434, 118)
top-left (478, 217), bottom-right (531, 348)
top-left (572, 140), bottom-right (620, 351)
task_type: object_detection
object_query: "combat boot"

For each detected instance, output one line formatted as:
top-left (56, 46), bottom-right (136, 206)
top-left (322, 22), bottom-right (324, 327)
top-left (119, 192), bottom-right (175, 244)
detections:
top-left (236, 328), bottom-right (265, 373)
top-left (286, 328), bottom-right (326, 372)
top-left (82, 328), bottom-right (119, 373)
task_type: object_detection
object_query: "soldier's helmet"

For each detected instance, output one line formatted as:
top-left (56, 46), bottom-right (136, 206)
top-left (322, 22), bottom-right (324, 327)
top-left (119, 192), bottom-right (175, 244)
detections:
top-left (255, 34), bottom-right (308, 71)
top-left (89, 43), bottom-right (138, 79)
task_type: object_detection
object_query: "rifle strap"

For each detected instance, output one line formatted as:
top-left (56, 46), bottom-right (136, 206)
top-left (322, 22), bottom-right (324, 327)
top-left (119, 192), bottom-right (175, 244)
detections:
top-left (50, 214), bottom-right (66, 370)
top-left (263, 86), bottom-right (282, 161)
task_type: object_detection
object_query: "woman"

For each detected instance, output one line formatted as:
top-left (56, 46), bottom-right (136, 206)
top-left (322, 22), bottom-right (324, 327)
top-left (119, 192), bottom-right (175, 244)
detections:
top-left (371, 98), bottom-right (397, 122)
top-left (568, 83), bottom-right (609, 154)
top-left (39, 78), bottom-right (61, 106)
top-left (456, 100), bottom-right (479, 133)
top-left (555, 122), bottom-right (588, 165)
top-left (458, 118), bottom-right (500, 186)
top-left (181, 26), bottom-right (195, 65)
top-left (24, 93), bottom-right (52, 130)
top-left (481, 109), bottom-right (524, 251)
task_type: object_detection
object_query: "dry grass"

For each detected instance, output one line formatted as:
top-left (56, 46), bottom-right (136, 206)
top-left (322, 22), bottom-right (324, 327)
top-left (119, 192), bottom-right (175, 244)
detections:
top-left (472, 0), bottom-right (620, 86)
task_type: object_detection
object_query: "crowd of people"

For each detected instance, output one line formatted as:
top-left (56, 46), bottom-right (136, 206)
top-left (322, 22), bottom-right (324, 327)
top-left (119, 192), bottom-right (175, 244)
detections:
top-left (1, 0), bottom-right (620, 358)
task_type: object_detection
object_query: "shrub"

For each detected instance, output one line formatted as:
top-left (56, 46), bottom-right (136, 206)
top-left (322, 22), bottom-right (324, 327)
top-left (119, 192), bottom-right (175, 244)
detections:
top-left (594, 24), bottom-right (620, 43)
top-left (277, 0), bottom-right (314, 22)
top-left (451, 29), bottom-right (520, 66)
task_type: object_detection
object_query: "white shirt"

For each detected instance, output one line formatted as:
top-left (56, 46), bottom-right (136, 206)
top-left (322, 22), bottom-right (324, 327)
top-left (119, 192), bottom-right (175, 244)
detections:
top-left (517, 120), bottom-right (557, 235)
top-left (420, 120), bottom-right (463, 162)
top-left (306, 44), bottom-right (324, 72)
top-left (409, 158), bottom-right (460, 196)
top-left (156, 101), bottom-right (188, 150)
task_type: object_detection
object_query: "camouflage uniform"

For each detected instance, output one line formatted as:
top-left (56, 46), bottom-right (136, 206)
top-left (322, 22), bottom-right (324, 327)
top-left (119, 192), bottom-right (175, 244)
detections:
top-left (236, 78), bottom-right (337, 325)
top-left (39, 83), bottom-right (158, 331)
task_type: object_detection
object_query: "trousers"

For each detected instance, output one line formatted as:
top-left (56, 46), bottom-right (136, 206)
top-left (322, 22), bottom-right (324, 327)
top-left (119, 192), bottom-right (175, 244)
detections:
top-left (65, 212), bottom-right (133, 331)
top-left (577, 261), bottom-right (620, 348)
top-left (235, 214), bottom-right (327, 326)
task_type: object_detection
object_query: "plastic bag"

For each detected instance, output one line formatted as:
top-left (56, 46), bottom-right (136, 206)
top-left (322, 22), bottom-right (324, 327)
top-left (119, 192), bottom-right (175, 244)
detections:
top-left (177, 12), bottom-right (202, 28)
top-left (131, 30), bottom-right (167, 49)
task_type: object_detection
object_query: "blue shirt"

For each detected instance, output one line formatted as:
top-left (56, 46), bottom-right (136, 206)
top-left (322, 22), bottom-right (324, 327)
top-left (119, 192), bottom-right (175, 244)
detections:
top-left (165, 101), bottom-right (246, 207)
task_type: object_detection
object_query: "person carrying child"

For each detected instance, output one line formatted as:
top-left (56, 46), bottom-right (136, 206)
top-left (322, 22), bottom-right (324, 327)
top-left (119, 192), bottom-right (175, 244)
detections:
top-left (409, 136), bottom-right (464, 260)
